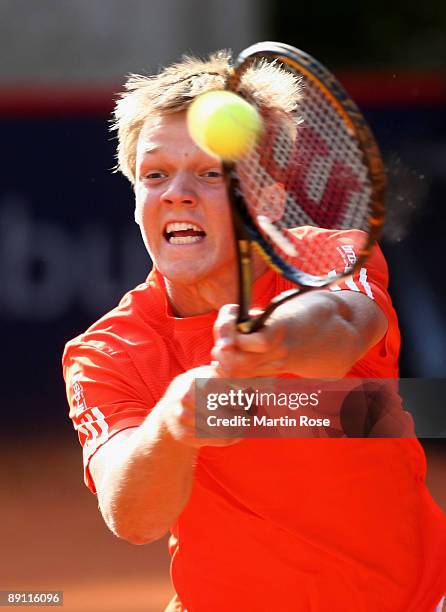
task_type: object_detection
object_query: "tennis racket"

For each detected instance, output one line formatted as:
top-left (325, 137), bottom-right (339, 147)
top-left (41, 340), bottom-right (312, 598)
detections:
top-left (222, 41), bottom-right (386, 333)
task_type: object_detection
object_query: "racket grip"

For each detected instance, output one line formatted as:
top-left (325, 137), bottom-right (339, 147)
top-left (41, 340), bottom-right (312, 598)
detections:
top-left (236, 238), bottom-right (253, 326)
top-left (237, 287), bottom-right (301, 334)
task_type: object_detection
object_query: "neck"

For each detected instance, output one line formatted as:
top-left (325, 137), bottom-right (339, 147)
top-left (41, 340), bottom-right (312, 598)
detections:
top-left (163, 255), bottom-right (268, 318)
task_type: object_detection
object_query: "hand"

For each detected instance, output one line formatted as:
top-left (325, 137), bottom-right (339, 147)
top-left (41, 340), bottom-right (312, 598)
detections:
top-left (158, 365), bottom-right (242, 449)
top-left (211, 304), bottom-right (290, 377)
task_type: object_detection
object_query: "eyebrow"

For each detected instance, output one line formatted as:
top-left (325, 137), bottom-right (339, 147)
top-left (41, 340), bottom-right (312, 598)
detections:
top-left (143, 146), bottom-right (161, 155)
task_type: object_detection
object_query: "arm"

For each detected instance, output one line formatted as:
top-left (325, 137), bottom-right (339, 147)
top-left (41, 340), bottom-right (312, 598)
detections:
top-left (212, 290), bottom-right (388, 378)
top-left (89, 365), bottom-right (239, 545)
top-left (90, 415), bottom-right (196, 546)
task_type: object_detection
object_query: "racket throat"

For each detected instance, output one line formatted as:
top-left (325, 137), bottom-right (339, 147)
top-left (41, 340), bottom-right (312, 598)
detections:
top-left (237, 237), bottom-right (253, 327)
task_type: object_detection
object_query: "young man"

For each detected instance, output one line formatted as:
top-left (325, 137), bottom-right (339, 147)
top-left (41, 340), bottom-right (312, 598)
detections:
top-left (63, 50), bottom-right (446, 611)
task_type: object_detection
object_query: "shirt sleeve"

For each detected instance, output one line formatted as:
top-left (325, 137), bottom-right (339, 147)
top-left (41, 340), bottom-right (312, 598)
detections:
top-left (323, 231), bottom-right (391, 315)
top-left (324, 233), bottom-right (401, 374)
top-left (62, 338), bottom-right (154, 493)
top-left (277, 228), bottom-right (401, 377)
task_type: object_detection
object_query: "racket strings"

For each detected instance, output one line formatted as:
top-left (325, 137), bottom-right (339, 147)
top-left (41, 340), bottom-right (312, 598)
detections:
top-left (234, 69), bottom-right (374, 278)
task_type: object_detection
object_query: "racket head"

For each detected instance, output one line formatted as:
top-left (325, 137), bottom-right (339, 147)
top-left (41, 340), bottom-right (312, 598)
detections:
top-left (224, 42), bottom-right (386, 298)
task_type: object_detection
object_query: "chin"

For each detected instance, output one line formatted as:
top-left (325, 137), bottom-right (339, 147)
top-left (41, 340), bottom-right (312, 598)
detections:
top-left (156, 262), bottom-right (215, 285)
top-left (156, 257), bottom-right (235, 286)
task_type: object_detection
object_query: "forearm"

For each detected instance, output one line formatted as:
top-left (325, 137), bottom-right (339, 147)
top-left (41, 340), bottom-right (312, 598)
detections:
top-left (94, 404), bottom-right (198, 545)
top-left (273, 290), bottom-right (387, 378)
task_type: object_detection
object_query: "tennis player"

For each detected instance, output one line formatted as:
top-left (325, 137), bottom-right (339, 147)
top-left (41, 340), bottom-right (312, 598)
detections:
top-left (63, 51), bottom-right (446, 611)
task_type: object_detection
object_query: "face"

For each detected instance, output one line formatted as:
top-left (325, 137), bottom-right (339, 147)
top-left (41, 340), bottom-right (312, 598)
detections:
top-left (134, 112), bottom-right (236, 286)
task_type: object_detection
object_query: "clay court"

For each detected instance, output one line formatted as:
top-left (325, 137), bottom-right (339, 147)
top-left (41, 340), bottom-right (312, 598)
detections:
top-left (1, 434), bottom-right (445, 611)
top-left (1, 434), bottom-right (173, 611)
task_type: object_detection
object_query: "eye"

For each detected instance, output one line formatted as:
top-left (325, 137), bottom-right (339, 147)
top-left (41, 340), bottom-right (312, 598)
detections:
top-left (201, 169), bottom-right (223, 180)
top-left (143, 170), bottom-right (167, 181)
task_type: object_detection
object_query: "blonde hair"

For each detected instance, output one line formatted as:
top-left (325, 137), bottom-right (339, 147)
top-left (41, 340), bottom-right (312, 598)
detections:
top-left (111, 50), bottom-right (302, 184)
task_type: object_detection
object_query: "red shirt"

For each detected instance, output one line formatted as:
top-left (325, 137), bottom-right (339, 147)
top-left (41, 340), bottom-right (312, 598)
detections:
top-left (63, 231), bottom-right (446, 611)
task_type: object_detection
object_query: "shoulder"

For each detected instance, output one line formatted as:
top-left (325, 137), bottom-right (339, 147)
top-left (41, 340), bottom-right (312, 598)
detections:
top-left (62, 266), bottom-right (183, 411)
top-left (282, 227), bottom-right (400, 376)
top-left (63, 271), bottom-right (168, 369)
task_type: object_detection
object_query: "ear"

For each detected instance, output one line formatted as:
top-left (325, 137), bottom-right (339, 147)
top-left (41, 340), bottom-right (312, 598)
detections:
top-left (134, 208), bottom-right (140, 225)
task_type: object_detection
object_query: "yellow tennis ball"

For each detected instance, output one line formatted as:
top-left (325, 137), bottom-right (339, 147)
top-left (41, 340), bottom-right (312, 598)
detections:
top-left (187, 90), bottom-right (262, 161)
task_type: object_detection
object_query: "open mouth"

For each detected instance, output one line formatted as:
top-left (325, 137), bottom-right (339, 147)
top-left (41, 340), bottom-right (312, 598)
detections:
top-left (164, 222), bottom-right (206, 245)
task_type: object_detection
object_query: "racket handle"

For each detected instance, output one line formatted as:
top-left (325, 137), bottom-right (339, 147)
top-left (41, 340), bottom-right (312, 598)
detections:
top-left (236, 238), bottom-right (253, 326)
top-left (237, 287), bottom-right (301, 334)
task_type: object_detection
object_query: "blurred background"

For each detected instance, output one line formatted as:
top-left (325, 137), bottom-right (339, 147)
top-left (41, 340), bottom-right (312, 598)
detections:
top-left (1, 1), bottom-right (445, 610)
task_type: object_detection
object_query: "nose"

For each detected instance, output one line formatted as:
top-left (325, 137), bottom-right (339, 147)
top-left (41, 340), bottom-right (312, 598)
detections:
top-left (161, 171), bottom-right (197, 207)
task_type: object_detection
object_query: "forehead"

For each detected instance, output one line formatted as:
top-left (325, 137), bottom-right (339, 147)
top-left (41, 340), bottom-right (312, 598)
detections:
top-left (137, 112), bottom-right (193, 153)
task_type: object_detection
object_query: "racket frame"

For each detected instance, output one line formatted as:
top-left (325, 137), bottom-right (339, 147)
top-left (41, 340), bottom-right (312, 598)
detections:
top-left (224, 42), bottom-right (386, 333)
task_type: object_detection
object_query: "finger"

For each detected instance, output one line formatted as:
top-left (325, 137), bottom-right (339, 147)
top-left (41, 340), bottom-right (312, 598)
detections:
top-left (211, 346), bottom-right (247, 376)
top-left (214, 304), bottom-right (239, 347)
top-left (210, 342), bottom-right (238, 364)
top-left (173, 365), bottom-right (218, 409)
top-left (249, 359), bottom-right (286, 376)
top-left (235, 329), bottom-right (271, 353)
top-left (235, 318), bottom-right (287, 353)
top-left (174, 400), bottom-right (195, 427)
top-left (215, 355), bottom-right (286, 378)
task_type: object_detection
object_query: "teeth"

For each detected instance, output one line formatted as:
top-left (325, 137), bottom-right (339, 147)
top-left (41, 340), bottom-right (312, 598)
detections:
top-left (169, 235), bottom-right (203, 245)
top-left (166, 222), bottom-right (203, 233)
